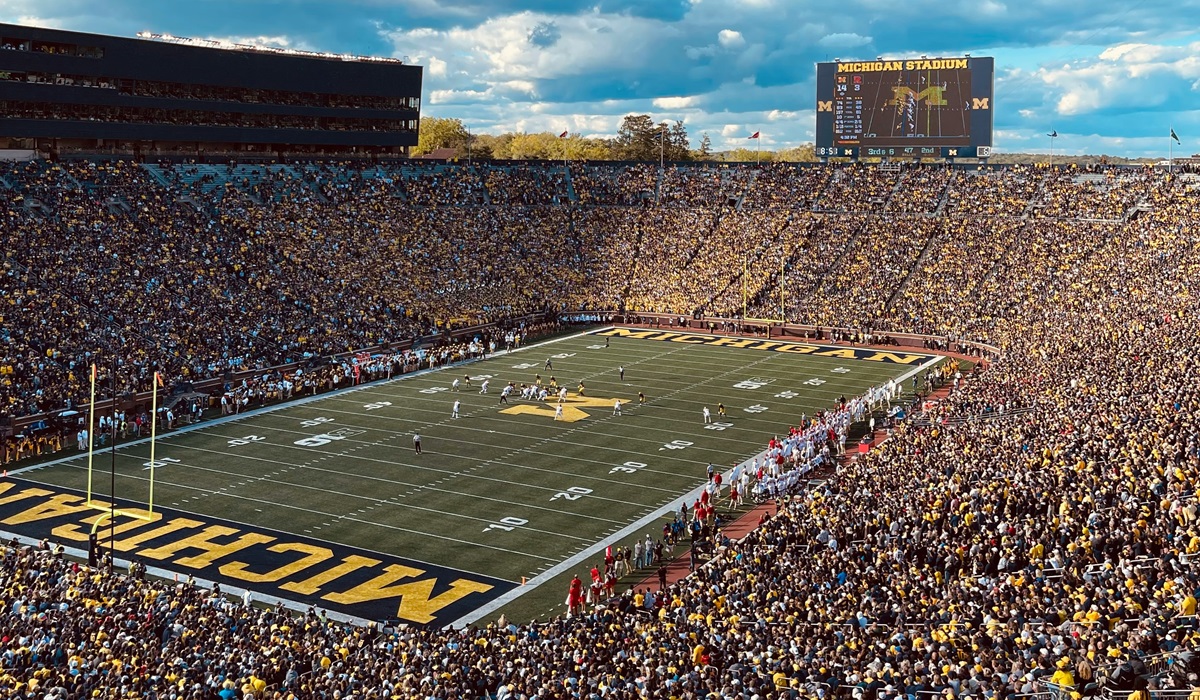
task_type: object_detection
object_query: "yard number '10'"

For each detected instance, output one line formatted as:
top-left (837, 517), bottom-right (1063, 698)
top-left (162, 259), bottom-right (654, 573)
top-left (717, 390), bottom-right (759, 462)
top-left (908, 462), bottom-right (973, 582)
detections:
top-left (483, 517), bottom-right (528, 533)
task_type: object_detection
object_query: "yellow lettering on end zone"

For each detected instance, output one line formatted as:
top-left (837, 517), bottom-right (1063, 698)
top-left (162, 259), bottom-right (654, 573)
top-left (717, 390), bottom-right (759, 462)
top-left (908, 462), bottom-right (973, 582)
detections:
top-left (322, 564), bottom-right (494, 624)
top-left (864, 352), bottom-right (926, 365)
top-left (109, 517), bottom-right (204, 552)
top-left (2, 494), bottom-right (95, 525)
top-left (705, 337), bottom-right (760, 349)
top-left (814, 349), bottom-right (860, 359)
top-left (52, 509), bottom-right (164, 543)
top-left (595, 329), bottom-right (658, 339)
top-left (138, 525), bottom-right (275, 568)
top-left (668, 335), bottom-right (710, 344)
top-left (0, 483), bottom-right (52, 508)
top-left (647, 332), bottom-right (681, 340)
top-left (281, 554), bottom-right (380, 595)
top-left (221, 542), bottom-right (334, 584)
top-left (774, 343), bottom-right (819, 354)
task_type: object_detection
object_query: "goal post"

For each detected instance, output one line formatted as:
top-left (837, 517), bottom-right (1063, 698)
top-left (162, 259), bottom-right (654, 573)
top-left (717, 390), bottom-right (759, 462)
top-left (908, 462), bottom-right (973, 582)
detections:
top-left (82, 363), bottom-right (159, 529)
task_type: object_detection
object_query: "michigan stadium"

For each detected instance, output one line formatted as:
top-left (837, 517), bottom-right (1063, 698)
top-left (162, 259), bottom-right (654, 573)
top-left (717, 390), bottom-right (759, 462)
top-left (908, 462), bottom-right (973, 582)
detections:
top-left (0, 10), bottom-right (1197, 700)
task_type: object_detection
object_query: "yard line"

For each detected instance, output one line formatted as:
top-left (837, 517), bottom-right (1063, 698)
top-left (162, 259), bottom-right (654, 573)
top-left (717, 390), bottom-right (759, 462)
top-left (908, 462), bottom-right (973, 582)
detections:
top-left (134, 441), bottom-right (627, 522)
top-left (71, 447), bottom-right (597, 545)
top-left (196, 412), bottom-right (739, 470)
top-left (54, 451), bottom-right (560, 565)
top-left (178, 429), bottom-right (694, 494)
top-left (249, 403), bottom-right (786, 453)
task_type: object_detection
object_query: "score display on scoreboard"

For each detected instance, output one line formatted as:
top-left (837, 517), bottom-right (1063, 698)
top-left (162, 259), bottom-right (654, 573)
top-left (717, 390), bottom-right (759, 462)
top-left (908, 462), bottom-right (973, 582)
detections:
top-left (815, 57), bottom-right (994, 159)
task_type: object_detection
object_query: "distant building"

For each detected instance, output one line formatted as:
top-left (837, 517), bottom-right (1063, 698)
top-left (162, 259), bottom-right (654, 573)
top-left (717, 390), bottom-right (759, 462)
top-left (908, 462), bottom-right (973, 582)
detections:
top-left (0, 23), bottom-right (422, 158)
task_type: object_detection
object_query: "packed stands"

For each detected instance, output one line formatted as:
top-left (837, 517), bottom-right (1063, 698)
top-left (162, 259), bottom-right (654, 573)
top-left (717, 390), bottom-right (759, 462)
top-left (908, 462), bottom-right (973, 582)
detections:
top-left (4, 158), bottom-right (1199, 700)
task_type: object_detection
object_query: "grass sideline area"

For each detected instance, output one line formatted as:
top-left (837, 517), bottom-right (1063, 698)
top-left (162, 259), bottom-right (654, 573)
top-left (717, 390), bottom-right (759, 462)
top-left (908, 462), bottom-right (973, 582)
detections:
top-left (1, 328), bottom-right (941, 626)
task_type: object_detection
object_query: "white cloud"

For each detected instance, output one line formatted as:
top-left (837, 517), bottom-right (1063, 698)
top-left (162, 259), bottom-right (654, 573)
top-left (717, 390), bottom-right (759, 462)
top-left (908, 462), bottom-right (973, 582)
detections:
top-left (816, 32), bottom-right (872, 48)
top-left (717, 29), bottom-right (745, 48)
top-left (428, 56), bottom-right (448, 77)
top-left (14, 14), bottom-right (63, 28)
top-left (653, 96), bottom-right (699, 109)
top-left (1035, 40), bottom-right (1200, 116)
top-left (766, 109), bottom-right (798, 121)
top-left (429, 89), bottom-right (490, 104)
top-left (720, 124), bottom-right (740, 137)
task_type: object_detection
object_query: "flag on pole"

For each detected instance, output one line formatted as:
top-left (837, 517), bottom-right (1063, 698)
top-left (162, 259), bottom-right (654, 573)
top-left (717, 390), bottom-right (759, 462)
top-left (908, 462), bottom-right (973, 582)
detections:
top-left (748, 131), bottom-right (760, 139)
top-left (1047, 130), bottom-right (1057, 138)
top-left (1171, 128), bottom-right (1181, 144)
top-left (155, 372), bottom-right (164, 388)
top-left (91, 364), bottom-right (97, 380)
top-left (558, 130), bottom-right (568, 138)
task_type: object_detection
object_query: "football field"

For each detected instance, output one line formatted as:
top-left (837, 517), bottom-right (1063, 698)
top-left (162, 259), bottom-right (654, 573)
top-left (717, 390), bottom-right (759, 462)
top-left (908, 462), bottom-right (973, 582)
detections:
top-left (2, 328), bottom-right (941, 626)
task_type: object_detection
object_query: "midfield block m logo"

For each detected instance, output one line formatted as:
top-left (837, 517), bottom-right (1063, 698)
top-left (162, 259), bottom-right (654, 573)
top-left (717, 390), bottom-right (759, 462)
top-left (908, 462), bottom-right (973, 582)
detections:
top-left (500, 393), bottom-right (625, 423)
top-left (888, 86), bottom-right (948, 107)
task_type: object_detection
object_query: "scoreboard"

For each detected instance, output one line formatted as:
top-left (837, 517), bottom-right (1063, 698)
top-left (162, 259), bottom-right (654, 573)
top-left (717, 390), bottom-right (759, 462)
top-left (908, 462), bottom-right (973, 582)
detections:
top-left (815, 57), bottom-right (994, 159)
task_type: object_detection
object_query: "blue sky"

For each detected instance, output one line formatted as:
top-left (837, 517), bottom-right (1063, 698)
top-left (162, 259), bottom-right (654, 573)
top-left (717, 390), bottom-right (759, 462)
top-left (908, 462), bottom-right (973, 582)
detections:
top-left (6, 0), bottom-right (1200, 157)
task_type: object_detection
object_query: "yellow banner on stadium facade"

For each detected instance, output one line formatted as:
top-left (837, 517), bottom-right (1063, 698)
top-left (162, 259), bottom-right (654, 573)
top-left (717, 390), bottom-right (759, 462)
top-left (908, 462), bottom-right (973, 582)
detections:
top-left (0, 480), bottom-right (513, 625)
top-left (592, 328), bottom-right (931, 364)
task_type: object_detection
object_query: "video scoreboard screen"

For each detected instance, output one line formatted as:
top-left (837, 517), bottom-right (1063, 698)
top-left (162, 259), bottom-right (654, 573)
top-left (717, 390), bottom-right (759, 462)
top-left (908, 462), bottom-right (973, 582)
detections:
top-left (815, 57), bottom-right (994, 159)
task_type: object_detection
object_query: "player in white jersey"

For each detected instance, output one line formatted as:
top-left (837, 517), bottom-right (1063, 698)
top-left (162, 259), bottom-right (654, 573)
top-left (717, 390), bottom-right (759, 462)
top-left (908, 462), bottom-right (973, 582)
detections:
top-left (499, 385), bottom-right (512, 404)
top-left (702, 406), bottom-right (711, 424)
top-left (452, 378), bottom-right (460, 391)
top-left (554, 404), bottom-right (564, 420)
top-left (538, 387), bottom-right (549, 401)
top-left (558, 386), bottom-right (568, 403)
top-left (613, 399), bottom-right (622, 416)
top-left (452, 400), bottom-right (461, 419)
top-left (480, 379), bottom-right (490, 394)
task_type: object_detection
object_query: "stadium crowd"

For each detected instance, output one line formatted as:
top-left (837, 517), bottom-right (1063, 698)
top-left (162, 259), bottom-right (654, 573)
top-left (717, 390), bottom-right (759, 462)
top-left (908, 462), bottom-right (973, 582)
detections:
top-left (2, 158), bottom-right (1198, 700)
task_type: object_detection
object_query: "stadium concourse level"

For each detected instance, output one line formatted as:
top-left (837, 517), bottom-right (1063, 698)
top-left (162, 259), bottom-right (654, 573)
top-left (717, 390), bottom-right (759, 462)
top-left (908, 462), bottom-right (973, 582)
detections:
top-left (1, 164), bottom-right (1200, 698)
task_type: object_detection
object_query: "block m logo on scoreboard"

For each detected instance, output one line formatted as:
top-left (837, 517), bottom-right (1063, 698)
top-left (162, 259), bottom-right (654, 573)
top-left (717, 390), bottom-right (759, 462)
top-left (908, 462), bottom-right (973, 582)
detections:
top-left (888, 85), bottom-right (948, 107)
top-left (972, 97), bottom-right (990, 109)
top-left (818, 101), bottom-right (833, 112)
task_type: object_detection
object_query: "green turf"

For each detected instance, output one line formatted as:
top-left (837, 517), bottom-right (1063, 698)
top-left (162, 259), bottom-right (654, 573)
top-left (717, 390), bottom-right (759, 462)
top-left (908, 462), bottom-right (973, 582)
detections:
top-left (16, 329), bottom-right (936, 623)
